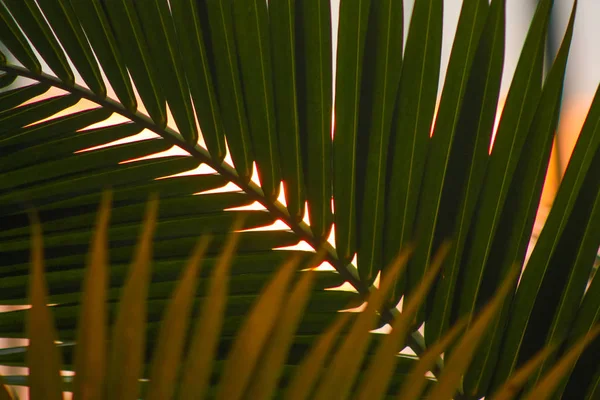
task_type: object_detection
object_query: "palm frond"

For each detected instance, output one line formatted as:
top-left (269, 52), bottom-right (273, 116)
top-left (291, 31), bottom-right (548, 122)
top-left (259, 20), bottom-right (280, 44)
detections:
top-left (1, 0), bottom-right (599, 398)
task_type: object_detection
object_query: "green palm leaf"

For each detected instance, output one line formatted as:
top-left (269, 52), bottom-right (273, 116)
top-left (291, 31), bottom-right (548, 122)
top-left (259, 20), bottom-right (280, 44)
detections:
top-left (1, 0), bottom-right (600, 398)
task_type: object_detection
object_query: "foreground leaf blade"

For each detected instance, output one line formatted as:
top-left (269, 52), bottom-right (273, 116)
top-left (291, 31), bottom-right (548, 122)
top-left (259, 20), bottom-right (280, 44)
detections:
top-left (491, 343), bottom-right (558, 400)
top-left (146, 237), bottom-right (210, 400)
top-left (216, 255), bottom-right (301, 400)
top-left (106, 197), bottom-right (158, 400)
top-left (396, 318), bottom-right (468, 400)
top-left (27, 213), bottom-right (63, 400)
top-left (72, 192), bottom-right (112, 400)
top-left (356, 243), bottom-right (449, 400)
top-left (523, 326), bottom-right (600, 400)
top-left (177, 224), bottom-right (241, 400)
top-left (285, 313), bottom-right (352, 400)
top-left (560, 258), bottom-right (600, 398)
top-left (428, 267), bottom-right (519, 400)
top-left (245, 262), bottom-right (317, 400)
top-left (0, 379), bottom-right (10, 400)
top-left (313, 248), bottom-right (411, 400)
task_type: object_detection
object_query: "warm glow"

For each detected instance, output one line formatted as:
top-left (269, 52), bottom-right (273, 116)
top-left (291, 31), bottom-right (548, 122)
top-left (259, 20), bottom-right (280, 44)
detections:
top-left (274, 240), bottom-right (315, 252)
top-left (197, 181), bottom-right (241, 195)
top-left (331, 109), bottom-right (335, 139)
top-left (277, 181), bottom-right (287, 206)
top-left (239, 219), bottom-right (290, 232)
top-left (302, 201), bottom-right (311, 225)
top-left (225, 201), bottom-right (266, 211)
top-left (155, 162), bottom-right (216, 179)
top-left (430, 97), bottom-right (441, 137)
top-left (119, 145), bottom-right (189, 164)
top-left (82, 112), bottom-right (130, 131)
top-left (76, 130), bottom-right (158, 153)
top-left (327, 223), bottom-right (336, 247)
top-left (326, 281), bottom-right (358, 293)
top-left (489, 96), bottom-right (507, 153)
top-left (251, 161), bottom-right (261, 186)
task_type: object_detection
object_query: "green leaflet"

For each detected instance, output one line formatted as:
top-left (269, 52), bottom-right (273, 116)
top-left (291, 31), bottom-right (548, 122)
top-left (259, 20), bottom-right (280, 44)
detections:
top-left (270, 0), bottom-right (305, 222)
top-left (560, 257), bottom-right (600, 398)
top-left (0, 157), bottom-right (199, 214)
top-left (3, 0), bottom-right (73, 84)
top-left (0, 73), bottom-right (17, 89)
top-left (382, 0), bottom-right (442, 299)
top-left (0, 192), bottom-right (250, 238)
top-left (233, 0), bottom-right (281, 202)
top-left (489, 0), bottom-right (578, 388)
top-left (406, 0), bottom-right (489, 321)
top-left (0, 82), bottom-right (50, 111)
top-left (0, 94), bottom-right (80, 136)
top-left (0, 119), bottom-right (138, 172)
top-left (407, 0), bottom-right (489, 322)
top-left (464, 3), bottom-right (576, 394)
top-left (355, 0), bottom-right (403, 284)
top-left (36, 0), bottom-right (106, 96)
top-left (536, 159), bottom-right (600, 397)
top-left (296, 0), bottom-right (333, 241)
top-left (426, 0), bottom-right (505, 347)
top-left (0, 211), bottom-right (275, 253)
top-left (0, 2), bottom-right (41, 73)
top-left (69, 0), bottom-right (137, 111)
top-left (170, 0), bottom-right (227, 161)
top-left (333, 0), bottom-right (371, 264)
top-left (135, 0), bottom-right (198, 145)
top-left (0, 107), bottom-right (114, 152)
top-left (0, 139), bottom-right (171, 191)
top-left (16, 173), bottom-right (227, 216)
top-left (205, 0), bottom-right (254, 182)
top-left (103, 0), bottom-right (166, 127)
top-left (527, 77), bottom-right (600, 393)
top-left (455, 0), bottom-right (550, 324)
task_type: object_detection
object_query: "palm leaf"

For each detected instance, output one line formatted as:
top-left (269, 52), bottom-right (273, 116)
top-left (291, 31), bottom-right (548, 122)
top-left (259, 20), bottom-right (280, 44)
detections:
top-left (1, 0), bottom-right (600, 398)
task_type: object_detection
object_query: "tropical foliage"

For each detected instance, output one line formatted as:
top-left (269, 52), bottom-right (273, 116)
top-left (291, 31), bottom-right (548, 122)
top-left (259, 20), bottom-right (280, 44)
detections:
top-left (1, 198), bottom-right (597, 400)
top-left (0, 0), bottom-right (599, 398)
